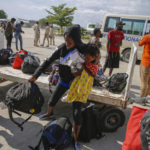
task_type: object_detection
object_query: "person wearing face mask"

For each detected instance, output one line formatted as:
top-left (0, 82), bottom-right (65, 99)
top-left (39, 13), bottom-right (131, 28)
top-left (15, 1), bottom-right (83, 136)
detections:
top-left (103, 21), bottom-right (125, 76)
top-left (28, 24), bottom-right (86, 120)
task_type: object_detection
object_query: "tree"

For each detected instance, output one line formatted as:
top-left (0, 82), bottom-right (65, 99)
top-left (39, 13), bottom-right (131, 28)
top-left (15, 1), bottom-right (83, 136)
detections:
top-left (0, 10), bottom-right (7, 19)
top-left (45, 3), bottom-right (77, 33)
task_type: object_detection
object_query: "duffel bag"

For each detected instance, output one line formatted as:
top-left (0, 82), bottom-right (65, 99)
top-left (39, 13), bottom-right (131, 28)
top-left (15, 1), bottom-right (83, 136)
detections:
top-left (21, 55), bottom-right (40, 74)
top-left (0, 48), bottom-right (13, 65)
top-left (4, 82), bottom-right (44, 130)
top-left (12, 49), bottom-right (28, 69)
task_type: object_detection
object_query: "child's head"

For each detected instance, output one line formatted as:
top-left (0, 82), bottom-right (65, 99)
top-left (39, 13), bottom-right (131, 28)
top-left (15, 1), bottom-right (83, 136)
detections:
top-left (64, 24), bottom-right (82, 49)
top-left (93, 28), bottom-right (102, 38)
top-left (84, 44), bottom-right (100, 63)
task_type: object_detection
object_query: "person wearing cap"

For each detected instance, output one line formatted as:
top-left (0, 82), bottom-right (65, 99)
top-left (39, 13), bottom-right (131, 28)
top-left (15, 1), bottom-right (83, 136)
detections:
top-left (14, 21), bottom-right (24, 50)
top-left (138, 30), bottom-right (150, 97)
top-left (5, 18), bottom-right (16, 49)
top-left (103, 21), bottom-right (125, 76)
top-left (29, 24), bottom-right (86, 122)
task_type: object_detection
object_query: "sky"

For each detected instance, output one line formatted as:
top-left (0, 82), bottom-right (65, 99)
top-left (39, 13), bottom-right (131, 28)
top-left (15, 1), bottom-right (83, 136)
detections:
top-left (0, 0), bottom-right (150, 27)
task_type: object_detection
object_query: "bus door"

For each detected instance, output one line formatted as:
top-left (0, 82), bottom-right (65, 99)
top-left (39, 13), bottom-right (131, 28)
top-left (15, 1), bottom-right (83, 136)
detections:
top-left (121, 18), bottom-right (145, 60)
top-left (144, 20), bottom-right (150, 34)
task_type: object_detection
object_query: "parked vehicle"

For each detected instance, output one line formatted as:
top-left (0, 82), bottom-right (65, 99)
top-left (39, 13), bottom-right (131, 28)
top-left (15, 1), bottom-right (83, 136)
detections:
top-left (86, 22), bottom-right (101, 35)
top-left (101, 14), bottom-right (150, 62)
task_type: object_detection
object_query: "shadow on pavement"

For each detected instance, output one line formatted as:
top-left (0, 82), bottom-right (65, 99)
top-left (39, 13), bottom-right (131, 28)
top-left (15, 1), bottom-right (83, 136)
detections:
top-left (0, 115), bottom-right (43, 150)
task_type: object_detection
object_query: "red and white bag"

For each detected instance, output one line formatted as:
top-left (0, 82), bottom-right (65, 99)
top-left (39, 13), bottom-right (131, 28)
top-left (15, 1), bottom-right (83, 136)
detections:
top-left (122, 106), bottom-right (148, 150)
top-left (12, 50), bottom-right (28, 69)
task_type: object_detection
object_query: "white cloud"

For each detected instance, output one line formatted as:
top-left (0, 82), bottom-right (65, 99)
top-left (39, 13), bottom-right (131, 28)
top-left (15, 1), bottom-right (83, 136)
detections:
top-left (0, 0), bottom-right (150, 27)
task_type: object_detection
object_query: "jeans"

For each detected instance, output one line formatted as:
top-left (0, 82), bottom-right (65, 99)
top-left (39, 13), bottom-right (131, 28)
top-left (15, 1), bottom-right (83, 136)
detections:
top-left (15, 33), bottom-right (23, 50)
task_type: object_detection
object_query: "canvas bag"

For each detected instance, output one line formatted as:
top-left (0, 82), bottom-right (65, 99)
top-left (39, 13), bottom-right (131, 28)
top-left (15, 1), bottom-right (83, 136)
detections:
top-left (0, 48), bottom-right (13, 65)
top-left (12, 49), bottom-right (28, 69)
top-left (122, 106), bottom-right (148, 150)
top-left (29, 117), bottom-right (72, 150)
top-left (106, 73), bottom-right (128, 94)
top-left (4, 82), bottom-right (44, 130)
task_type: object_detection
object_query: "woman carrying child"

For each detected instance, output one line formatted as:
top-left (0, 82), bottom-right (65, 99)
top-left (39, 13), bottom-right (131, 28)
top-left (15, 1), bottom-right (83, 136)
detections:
top-left (29, 24), bottom-right (86, 120)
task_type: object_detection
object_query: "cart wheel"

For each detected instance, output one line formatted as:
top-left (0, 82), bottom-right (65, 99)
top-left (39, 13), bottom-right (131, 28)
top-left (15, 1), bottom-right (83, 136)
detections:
top-left (99, 107), bottom-right (125, 132)
top-left (122, 48), bottom-right (131, 63)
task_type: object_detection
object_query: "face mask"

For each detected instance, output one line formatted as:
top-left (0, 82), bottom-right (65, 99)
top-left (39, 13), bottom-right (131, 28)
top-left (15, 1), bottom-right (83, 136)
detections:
top-left (118, 27), bottom-right (123, 31)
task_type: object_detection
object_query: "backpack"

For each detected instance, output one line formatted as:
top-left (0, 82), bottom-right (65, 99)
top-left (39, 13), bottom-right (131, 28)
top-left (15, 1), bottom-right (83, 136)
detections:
top-left (29, 117), bottom-right (72, 150)
top-left (122, 106), bottom-right (147, 150)
top-left (12, 49), bottom-right (28, 69)
top-left (4, 82), bottom-right (44, 130)
top-left (78, 105), bottom-right (102, 142)
top-left (48, 64), bottom-right (59, 86)
top-left (21, 55), bottom-right (40, 74)
top-left (0, 48), bottom-right (13, 65)
top-left (106, 73), bottom-right (128, 94)
top-left (140, 110), bottom-right (150, 150)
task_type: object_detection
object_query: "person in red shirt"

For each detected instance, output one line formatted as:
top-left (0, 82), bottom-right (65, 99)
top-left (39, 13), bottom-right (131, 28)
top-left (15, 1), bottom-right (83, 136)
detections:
top-left (139, 31), bottom-right (150, 97)
top-left (103, 21), bottom-right (125, 76)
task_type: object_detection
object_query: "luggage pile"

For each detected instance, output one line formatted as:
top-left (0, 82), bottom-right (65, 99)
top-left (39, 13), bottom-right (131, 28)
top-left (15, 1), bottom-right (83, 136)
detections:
top-left (0, 48), bottom-right (40, 75)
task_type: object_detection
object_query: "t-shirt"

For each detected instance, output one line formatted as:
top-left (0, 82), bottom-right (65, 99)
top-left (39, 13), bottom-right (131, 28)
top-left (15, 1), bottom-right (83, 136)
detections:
top-left (108, 30), bottom-right (124, 52)
top-left (139, 34), bottom-right (150, 67)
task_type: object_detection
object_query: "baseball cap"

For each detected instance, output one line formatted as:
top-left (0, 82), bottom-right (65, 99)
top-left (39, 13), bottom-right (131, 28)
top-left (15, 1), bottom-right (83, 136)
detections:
top-left (116, 21), bottom-right (125, 26)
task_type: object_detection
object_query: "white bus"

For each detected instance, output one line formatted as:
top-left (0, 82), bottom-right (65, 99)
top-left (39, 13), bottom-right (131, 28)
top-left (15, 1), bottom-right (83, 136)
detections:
top-left (101, 14), bottom-right (150, 62)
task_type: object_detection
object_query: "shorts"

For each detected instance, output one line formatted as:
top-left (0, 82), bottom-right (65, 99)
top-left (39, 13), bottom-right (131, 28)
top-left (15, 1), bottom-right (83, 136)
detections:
top-left (104, 52), bottom-right (120, 68)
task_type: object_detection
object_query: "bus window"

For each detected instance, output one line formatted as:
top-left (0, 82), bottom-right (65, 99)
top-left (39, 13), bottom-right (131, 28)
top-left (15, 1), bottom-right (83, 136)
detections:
top-left (104, 17), bottom-right (120, 32)
top-left (122, 19), bottom-right (145, 36)
top-left (145, 20), bottom-right (150, 34)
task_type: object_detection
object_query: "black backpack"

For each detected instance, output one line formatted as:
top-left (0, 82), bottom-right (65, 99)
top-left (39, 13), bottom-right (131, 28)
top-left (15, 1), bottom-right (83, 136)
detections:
top-left (78, 105), bottom-right (102, 142)
top-left (21, 55), bottom-right (40, 74)
top-left (140, 110), bottom-right (150, 150)
top-left (4, 82), bottom-right (44, 130)
top-left (106, 73), bottom-right (128, 94)
top-left (0, 48), bottom-right (13, 65)
top-left (29, 117), bottom-right (72, 150)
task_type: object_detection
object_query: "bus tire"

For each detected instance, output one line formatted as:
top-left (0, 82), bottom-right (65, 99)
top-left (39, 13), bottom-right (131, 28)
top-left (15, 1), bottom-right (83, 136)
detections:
top-left (99, 107), bottom-right (125, 132)
top-left (122, 48), bottom-right (131, 63)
